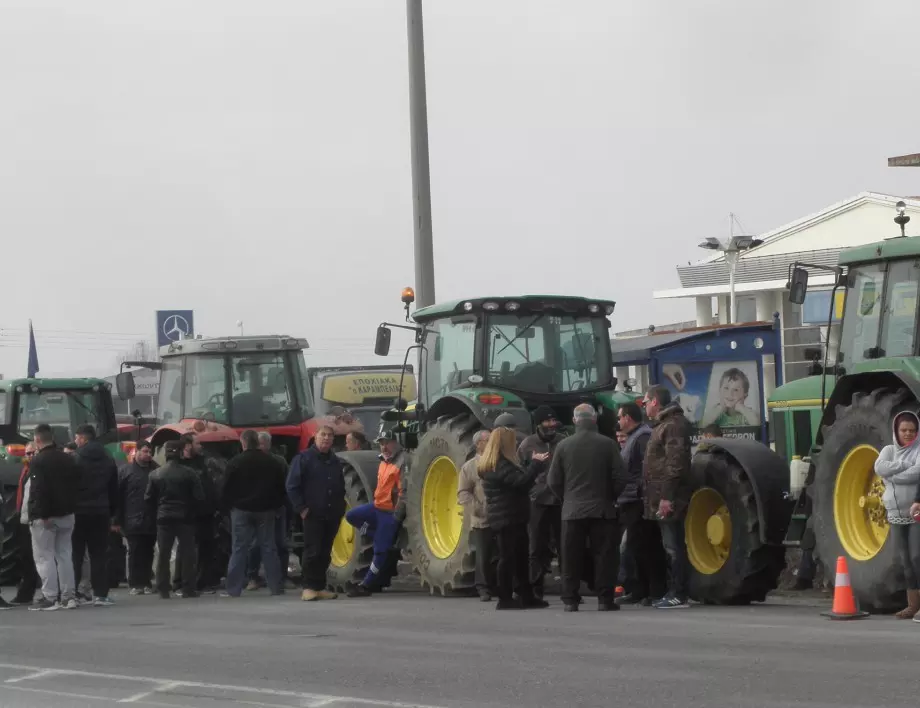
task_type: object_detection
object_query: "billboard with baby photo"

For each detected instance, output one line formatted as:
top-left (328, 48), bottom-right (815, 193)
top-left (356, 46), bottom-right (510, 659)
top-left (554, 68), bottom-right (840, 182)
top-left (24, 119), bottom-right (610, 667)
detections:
top-left (659, 360), bottom-right (762, 445)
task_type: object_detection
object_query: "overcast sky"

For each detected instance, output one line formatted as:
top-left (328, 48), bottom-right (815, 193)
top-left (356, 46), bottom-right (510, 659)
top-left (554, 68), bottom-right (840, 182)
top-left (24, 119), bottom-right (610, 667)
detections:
top-left (2, 0), bottom-right (920, 377)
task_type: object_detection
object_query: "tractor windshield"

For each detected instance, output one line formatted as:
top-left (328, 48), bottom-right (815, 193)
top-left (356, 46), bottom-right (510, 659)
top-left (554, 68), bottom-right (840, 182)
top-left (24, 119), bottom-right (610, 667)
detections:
top-left (485, 313), bottom-right (612, 394)
top-left (841, 259), bottom-right (920, 371)
top-left (18, 390), bottom-right (105, 444)
top-left (159, 350), bottom-right (313, 426)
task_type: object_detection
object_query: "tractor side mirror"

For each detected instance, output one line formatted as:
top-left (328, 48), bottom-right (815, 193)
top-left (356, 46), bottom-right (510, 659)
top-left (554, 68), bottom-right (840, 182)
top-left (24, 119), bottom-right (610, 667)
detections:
top-left (374, 326), bottom-right (392, 357)
top-left (788, 266), bottom-right (809, 305)
top-left (434, 335), bottom-right (443, 362)
top-left (115, 372), bottom-right (135, 401)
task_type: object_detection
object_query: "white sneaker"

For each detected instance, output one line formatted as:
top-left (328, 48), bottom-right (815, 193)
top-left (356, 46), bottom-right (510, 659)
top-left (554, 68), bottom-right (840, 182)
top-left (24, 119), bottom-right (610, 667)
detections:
top-left (129, 588), bottom-right (143, 596)
top-left (63, 598), bottom-right (79, 610)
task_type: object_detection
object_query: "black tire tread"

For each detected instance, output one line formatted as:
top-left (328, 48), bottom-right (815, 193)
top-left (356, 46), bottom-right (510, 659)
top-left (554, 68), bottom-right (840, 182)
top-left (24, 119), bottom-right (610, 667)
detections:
top-left (405, 413), bottom-right (478, 596)
top-left (326, 461), bottom-right (375, 593)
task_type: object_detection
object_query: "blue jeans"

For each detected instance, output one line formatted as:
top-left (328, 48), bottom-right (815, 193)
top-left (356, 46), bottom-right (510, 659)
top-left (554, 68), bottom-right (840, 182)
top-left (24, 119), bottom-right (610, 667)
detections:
top-left (226, 509), bottom-right (282, 596)
top-left (659, 519), bottom-right (690, 599)
top-left (247, 508), bottom-right (288, 580)
top-left (345, 504), bottom-right (399, 587)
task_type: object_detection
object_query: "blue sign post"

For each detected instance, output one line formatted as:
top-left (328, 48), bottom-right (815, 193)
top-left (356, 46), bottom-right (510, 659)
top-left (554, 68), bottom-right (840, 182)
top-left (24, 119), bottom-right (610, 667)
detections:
top-left (156, 310), bottom-right (194, 348)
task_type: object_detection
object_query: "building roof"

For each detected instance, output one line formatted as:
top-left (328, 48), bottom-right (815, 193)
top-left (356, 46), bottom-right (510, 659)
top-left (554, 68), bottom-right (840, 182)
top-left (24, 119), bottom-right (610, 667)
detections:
top-left (655, 192), bottom-right (920, 300)
top-left (609, 321), bottom-right (776, 365)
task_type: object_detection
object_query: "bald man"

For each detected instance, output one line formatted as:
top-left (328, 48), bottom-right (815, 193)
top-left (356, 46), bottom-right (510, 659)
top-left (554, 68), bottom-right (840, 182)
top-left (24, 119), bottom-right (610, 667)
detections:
top-left (547, 404), bottom-right (627, 612)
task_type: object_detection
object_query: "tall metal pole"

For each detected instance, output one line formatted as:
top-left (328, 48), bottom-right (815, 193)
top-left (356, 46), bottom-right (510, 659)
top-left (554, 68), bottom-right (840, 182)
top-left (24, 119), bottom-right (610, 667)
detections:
top-left (726, 250), bottom-right (738, 324)
top-left (406, 0), bottom-right (436, 308)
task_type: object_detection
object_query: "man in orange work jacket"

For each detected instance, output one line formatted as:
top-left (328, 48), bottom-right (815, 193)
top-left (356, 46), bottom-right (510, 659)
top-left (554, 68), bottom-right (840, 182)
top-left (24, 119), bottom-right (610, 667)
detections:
top-left (344, 430), bottom-right (407, 597)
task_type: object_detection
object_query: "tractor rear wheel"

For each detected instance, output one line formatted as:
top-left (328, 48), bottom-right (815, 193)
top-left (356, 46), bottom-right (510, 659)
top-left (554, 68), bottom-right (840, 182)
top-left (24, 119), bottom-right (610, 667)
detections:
top-left (404, 414), bottom-right (478, 595)
top-left (326, 454), bottom-right (377, 593)
top-left (808, 388), bottom-right (910, 612)
top-left (0, 484), bottom-right (20, 587)
top-left (686, 448), bottom-right (786, 604)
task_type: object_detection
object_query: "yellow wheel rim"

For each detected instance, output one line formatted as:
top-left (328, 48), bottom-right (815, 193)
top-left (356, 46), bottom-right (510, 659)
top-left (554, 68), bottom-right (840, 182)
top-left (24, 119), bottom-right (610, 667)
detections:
top-left (421, 455), bottom-right (463, 559)
top-left (834, 444), bottom-right (888, 561)
top-left (330, 503), bottom-right (354, 568)
top-left (686, 487), bottom-right (732, 575)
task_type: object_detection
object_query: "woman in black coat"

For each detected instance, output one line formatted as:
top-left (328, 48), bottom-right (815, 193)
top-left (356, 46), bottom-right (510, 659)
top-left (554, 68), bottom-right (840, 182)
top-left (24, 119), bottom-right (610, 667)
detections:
top-left (478, 427), bottom-right (549, 611)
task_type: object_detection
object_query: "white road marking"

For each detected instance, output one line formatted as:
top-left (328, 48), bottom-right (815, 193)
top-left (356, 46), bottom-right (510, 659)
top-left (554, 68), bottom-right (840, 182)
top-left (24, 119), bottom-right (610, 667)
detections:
top-left (2, 683), bottom-right (113, 701)
top-left (119, 680), bottom-right (183, 703)
top-left (0, 662), bottom-right (445, 708)
top-left (5, 669), bottom-right (57, 683)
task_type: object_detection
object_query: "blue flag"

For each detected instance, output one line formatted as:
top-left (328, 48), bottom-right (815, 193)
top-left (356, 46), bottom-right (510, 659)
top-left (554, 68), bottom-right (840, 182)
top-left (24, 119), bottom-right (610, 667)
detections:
top-left (27, 320), bottom-right (39, 378)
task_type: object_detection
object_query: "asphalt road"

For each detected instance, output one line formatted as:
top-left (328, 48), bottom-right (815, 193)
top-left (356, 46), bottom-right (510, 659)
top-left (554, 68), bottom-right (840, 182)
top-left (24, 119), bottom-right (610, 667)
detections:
top-left (0, 587), bottom-right (915, 708)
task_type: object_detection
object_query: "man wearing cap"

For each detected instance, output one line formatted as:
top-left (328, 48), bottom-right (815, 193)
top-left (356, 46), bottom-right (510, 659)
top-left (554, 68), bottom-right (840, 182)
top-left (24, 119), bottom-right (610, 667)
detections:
top-left (518, 405), bottom-right (564, 599)
top-left (116, 440), bottom-right (159, 595)
top-left (343, 429), bottom-right (407, 597)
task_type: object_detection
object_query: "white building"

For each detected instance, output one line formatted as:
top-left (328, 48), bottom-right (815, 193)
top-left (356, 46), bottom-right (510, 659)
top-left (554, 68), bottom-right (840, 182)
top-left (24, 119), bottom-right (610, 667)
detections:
top-left (653, 192), bottom-right (920, 382)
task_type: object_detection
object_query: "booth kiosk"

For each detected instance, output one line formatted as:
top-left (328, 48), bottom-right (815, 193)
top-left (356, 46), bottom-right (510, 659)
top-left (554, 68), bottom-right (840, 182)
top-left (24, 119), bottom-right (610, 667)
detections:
top-left (610, 318), bottom-right (783, 446)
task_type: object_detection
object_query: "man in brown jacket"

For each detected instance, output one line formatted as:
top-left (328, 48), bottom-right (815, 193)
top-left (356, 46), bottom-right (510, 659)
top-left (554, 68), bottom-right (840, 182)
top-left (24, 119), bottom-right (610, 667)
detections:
top-left (642, 385), bottom-right (693, 609)
top-left (457, 431), bottom-right (497, 601)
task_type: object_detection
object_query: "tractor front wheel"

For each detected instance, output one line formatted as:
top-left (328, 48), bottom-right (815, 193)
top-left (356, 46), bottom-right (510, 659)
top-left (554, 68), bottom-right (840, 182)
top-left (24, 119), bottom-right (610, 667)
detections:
top-left (325, 452), bottom-right (378, 593)
top-left (404, 414), bottom-right (478, 595)
top-left (808, 388), bottom-right (910, 612)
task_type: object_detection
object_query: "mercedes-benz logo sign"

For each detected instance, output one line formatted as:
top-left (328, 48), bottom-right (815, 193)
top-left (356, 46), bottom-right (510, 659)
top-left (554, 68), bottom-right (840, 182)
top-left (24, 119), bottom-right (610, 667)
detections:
top-left (163, 314), bottom-right (191, 342)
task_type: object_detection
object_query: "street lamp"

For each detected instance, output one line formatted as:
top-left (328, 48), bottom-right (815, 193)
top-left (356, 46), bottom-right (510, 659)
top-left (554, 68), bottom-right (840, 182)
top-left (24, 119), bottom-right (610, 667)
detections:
top-left (894, 200), bottom-right (911, 238)
top-left (698, 235), bottom-right (764, 324)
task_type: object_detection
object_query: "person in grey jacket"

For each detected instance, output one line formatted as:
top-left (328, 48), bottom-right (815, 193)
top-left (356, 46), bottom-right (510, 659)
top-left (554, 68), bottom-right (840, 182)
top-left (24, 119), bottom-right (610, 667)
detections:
top-left (547, 404), bottom-right (628, 612)
top-left (875, 411), bottom-right (920, 619)
top-left (458, 430), bottom-right (496, 601)
top-left (518, 405), bottom-right (564, 599)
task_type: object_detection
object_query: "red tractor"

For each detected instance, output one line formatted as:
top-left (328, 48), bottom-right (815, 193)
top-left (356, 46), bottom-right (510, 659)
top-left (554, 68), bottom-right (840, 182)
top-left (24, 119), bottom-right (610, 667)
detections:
top-left (115, 334), bottom-right (350, 577)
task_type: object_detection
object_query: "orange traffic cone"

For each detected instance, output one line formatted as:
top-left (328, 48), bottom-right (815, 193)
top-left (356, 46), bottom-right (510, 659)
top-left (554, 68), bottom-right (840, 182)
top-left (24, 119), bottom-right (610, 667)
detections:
top-left (821, 556), bottom-right (869, 620)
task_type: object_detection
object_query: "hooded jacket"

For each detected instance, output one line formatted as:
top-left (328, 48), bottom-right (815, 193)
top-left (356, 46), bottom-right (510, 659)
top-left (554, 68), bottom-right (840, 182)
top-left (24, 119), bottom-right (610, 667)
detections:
top-left (642, 403), bottom-right (693, 521)
top-left (74, 440), bottom-right (119, 517)
top-left (518, 429), bottom-right (564, 506)
top-left (481, 457), bottom-right (540, 529)
top-left (117, 459), bottom-right (160, 534)
top-left (875, 411), bottom-right (920, 522)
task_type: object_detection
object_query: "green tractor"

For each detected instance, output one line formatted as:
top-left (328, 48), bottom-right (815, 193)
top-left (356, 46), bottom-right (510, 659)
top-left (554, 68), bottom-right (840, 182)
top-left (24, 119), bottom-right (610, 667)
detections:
top-left (0, 378), bottom-right (131, 586)
top-left (368, 289), bottom-right (642, 595)
top-left (773, 234), bottom-right (920, 611)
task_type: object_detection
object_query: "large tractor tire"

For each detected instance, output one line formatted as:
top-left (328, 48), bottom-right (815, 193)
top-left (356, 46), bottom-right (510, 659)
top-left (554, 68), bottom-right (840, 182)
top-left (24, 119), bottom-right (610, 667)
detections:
top-left (0, 463), bottom-right (24, 587)
top-left (325, 451), bottom-right (378, 593)
top-left (808, 388), bottom-right (910, 612)
top-left (404, 414), bottom-right (478, 595)
top-left (685, 445), bottom-right (787, 604)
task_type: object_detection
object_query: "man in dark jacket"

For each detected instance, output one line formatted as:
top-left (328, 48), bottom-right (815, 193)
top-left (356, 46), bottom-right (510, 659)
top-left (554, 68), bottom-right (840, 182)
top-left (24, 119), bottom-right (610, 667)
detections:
top-left (72, 424), bottom-right (119, 606)
top-left (28, 424), bottom-right (81, 611)
top-left (548, 404), bottom-right (627, 612)
top-left (116, 441), bottom-right (159, 594)
top-left (287, 424), bottom-right (346, 601)
top-left (615, 403), bottom-right (666, 606)
top-left (245, 431), bottom-right (292, 591)
top-left (145, 440), bottom-right (205, 599)
top-left (518, 405), bottom-right (563, 599)
top-left (222, 430), bottom-right (287, 597)
top-left (177, 432), bottom-right (222, 593)
top-left (642, 385), bottom-right (693, 609)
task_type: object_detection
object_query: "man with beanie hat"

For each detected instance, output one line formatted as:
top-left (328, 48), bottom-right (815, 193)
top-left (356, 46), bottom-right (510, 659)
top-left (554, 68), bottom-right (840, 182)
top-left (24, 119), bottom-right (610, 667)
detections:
top-left (518, 405), bottom-right (564, 598)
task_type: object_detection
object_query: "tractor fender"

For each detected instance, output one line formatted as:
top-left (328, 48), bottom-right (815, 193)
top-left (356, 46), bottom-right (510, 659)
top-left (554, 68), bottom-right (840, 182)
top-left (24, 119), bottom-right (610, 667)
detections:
top-left (699, 438), bottom-right (792, 546)
top-left (335, 450), bottom-right (380, 494)
top-left (426, 394), bottom-right (532, 434)
top-left (817, 371), bottom-right (920, 445)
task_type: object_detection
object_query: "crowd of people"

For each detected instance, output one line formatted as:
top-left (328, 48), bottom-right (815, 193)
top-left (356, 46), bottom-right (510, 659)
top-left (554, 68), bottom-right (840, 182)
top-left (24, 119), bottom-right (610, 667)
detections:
top-left (462, 386), bottom-right (695, 612)
top-left (0, 385), bottom-right (701, 613)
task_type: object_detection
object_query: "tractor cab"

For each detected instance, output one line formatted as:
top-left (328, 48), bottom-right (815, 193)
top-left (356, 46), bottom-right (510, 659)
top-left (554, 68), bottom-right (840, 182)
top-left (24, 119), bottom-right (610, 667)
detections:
top-left (0, 378), bottom-right (118, 451)
top-left (376, 292), bottom-right (623, 437)
top-left (117, 335), bottom-right (315, 461)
